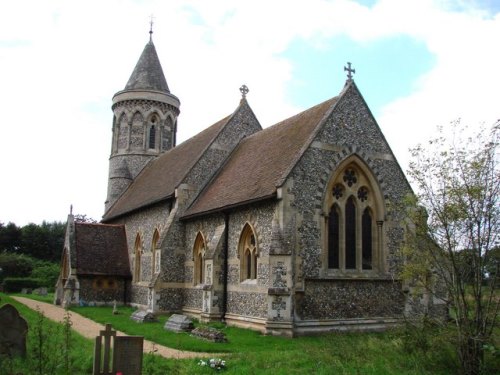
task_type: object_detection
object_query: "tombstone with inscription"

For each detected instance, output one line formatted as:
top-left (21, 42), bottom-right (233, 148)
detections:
top-left (164, 314), bottom-right (194, 333)
top-left (130, 309), bottom-right (158, 323)
top-left (93, 323), bottom-right (143, 375)
top-left (0, 304), bottom-right (28, 357)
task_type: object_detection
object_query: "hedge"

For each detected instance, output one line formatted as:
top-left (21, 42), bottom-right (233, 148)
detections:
top-left (2, 277), bottom-right (42, 292)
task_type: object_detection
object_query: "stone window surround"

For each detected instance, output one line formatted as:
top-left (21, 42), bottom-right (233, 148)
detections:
top-left (193, 232), bottom-right (206, 285)
top-left (151, 228), bottom-right (160, 274)
top-left (239, 223), bottom-right (259, 281)
top-left (322, 157), bottom-right (386, 277)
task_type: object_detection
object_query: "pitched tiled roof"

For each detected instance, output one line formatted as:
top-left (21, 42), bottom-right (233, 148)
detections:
top-left (183, 96), bottom-right (339, 217)
top-left (103, 115), bottom-right (231, 221)
top-left (75, 223), bottom-right (131, 277)
top-left (125, 41), bottom-right (170, 92)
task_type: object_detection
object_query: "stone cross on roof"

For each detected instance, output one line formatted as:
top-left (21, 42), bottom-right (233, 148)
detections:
top-left (240, 84), bottom-right (249, 99)
top-left (344, 62), bottom-right (355, 81)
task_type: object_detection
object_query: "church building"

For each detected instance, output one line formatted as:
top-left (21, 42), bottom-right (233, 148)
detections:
top-left (56, 32), bottom-right (443, 336)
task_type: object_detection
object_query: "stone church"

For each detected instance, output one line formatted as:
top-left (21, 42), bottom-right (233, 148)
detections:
top-left (56, 33), bottom-right (442, 336)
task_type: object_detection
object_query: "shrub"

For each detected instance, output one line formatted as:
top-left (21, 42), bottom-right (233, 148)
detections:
top-left (2, 277), bottom-right (42, 292)
top-left (0, 252), bottom-right (34, 281)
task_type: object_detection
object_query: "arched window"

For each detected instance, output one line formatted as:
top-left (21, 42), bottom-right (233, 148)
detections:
top-left (134, 234), bottom-right (142, 282)
top-left (193, 232), bottom-right (206, 285)
top-left (130, 112), bottom-right (144, 149)
top-left (239, 224), bottom-right (258, 281)
top-left (325, 162), bottom-right (382, 273)
top-left (151, 229), bottom-right (160, 274)
top-left (148, 115), bottom-right (158, 149)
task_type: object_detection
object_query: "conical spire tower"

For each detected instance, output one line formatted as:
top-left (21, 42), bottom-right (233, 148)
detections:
top-left (105, 33), bottom-right (180, 213)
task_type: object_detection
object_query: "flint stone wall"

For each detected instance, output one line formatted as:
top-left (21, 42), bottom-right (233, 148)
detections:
top-left (226, 291), bottom-right (267, 318)
top-left (297, 279), bottom-right (404, 320)
top-left (78, 277), bottom-right (128, 304)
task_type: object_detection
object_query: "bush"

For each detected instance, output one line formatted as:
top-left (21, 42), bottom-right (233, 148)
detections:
top-left (2, 277), bottom-right (42, 292)
top-left (31, 262), bottom-right (59, 289)
top-left (0, 252), bottom-right (34, 281)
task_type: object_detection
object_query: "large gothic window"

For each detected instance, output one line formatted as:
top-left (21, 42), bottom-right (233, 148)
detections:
top-left (134, 234), bottom-right (142, 282)
top-left (151, 229), bottom-right (160, 274)
top-left (239, 224), bottom-right (258, 281)
top-left (325, 162), bottom-right (382, 273)
top-left (193, 232), bottom-right (206, 285)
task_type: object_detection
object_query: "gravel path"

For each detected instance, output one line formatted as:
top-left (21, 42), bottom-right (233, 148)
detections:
top-left (12, 296), bottom-right (213, 359)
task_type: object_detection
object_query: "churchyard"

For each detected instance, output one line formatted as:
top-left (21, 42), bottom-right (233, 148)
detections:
top-left (0, 292), bottom-right (498, 374)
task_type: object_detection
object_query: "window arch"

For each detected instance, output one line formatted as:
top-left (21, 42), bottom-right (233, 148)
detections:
top-left (239, 224), bottom-right (258, 281)
top-left (151, 229), bottom-right (160, 274)
top-left (325, 161), bottom-right (383, 273)
top-left (193, 232), bottom-right (206, 285)
top-left (134, 234), bottom-right (142, 282)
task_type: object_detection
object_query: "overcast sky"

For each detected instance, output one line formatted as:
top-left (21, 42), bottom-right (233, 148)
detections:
top-left (1, 0), bottom-right (499, 226)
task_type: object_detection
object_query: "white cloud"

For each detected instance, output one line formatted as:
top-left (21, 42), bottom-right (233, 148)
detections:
top-left (0, 0), bottom-right (498, 225)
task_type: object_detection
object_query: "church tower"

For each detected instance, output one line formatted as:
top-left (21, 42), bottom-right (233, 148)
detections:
top-left (105, 31), bottom-right (180, 212)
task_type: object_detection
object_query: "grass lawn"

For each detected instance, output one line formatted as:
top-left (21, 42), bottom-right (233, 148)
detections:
top-left (4, 293), bottom-right (499, 374)
top-left (71, 304), bottom-right (464, 374)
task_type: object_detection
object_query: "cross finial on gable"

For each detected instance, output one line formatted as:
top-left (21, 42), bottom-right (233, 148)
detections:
top-left (344, 62), bottom-right (355, 81)
top-left (240, 84), bottom-right (249, 99)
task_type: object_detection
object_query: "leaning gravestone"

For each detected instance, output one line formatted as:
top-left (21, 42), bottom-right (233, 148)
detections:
top-left (93, 323), bottom-right (143, 375)
top-left (130, 310), bottom-right (157, 323)
top-left (0, 304), bottom-right (28, 357)
top-left (164, 314), bottom-right (194, 333)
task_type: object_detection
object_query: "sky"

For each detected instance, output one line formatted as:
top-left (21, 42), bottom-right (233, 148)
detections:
top-left (0, 0), bottom-right (499, 226)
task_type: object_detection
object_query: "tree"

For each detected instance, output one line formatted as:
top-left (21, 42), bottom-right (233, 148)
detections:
top-left (0, 221), bottom-right (21, 252)
top-left (405, 120), bottom-right (499, 374)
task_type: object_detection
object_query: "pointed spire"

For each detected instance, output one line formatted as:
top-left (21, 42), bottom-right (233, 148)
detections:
top-left (124, 30), bottom-right (170, 93)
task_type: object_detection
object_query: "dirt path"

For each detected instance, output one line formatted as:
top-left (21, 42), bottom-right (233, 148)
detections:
top-left (12, 296), bottom-right (213, 359)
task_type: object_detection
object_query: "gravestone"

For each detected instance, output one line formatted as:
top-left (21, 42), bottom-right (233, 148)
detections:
top-left (113, 336), bottom-right (143, 375)
top-left (0, 304), bottom-right (28, 357)
top-left (130, 310), bottom-right (157, 323)
top-left (93, 323), bottom-right (143, 375)
top-left (164, 314), bottom-right (194, 333)
top-left (35, 287), bottom-right (48, 296)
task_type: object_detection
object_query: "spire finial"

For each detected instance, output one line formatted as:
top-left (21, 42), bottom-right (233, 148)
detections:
top-left (70, 204), bottom-right (73, 215)
top-left (344, 62), bottom-right (355, 81)
top-left (239, 84), bottom-right (249, 99)
top-left (149, 15), bottom-right (155, 42)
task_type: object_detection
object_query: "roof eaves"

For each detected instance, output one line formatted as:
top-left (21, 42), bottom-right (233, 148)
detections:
top-left (102, 194), bottom-right (174, 223)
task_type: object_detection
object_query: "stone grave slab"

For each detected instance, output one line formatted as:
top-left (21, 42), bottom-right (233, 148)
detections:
top-left (130, 310), bottom-right (158, 323)
top-left (0, 304), bottom-right (28, 357)
top-left (164, 314), bottom-right (194, 333)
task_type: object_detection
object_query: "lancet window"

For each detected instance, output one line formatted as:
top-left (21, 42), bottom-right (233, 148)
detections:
top-left (239, 224), bottom-right (258, 281)
top-left (193, 232), bottom-right (206, 285)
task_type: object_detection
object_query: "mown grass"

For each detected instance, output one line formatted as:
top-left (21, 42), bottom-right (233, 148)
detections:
top-left (4, 294), bottom-right (499, 374)
top-left (70, 304), bottom-right (467, 374)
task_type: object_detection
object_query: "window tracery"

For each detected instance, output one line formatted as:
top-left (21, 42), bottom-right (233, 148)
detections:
top-left (325, 161), bottom-right (383, 274)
